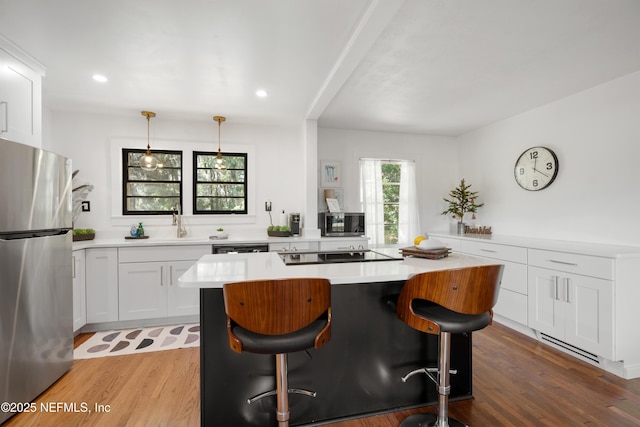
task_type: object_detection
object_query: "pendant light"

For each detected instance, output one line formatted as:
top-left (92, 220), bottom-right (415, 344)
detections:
top-left (140, 111), bottom-right (159, 171)
top-left (213, 115), bottom-right (226, 170)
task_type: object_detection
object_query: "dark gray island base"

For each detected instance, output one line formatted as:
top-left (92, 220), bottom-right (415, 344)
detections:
top-left (200, 280), bottom-right (473, 426)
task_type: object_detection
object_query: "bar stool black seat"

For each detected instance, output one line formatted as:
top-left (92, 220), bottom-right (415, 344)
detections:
top-left (223, 278), bottom-right (332, 427)
top-left (396, 265), bottom-right (503, 427)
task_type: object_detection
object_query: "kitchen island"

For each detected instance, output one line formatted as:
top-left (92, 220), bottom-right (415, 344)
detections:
top-left (179, 250), bottom-right (496, 426)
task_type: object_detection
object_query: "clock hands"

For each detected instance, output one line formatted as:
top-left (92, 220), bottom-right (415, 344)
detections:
top-left (532, 157), bottom-right (550, 177)
top-left (533, 166), bottom-right (550, 178)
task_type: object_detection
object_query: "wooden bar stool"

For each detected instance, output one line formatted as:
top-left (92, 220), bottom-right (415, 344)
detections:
top-left (396, 265), bottom-right (503, 427)
top-left (223, 278), bottom-right (332, 427)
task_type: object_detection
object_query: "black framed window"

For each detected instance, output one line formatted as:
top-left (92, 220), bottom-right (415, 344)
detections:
top-left (122, 149), bottom-right (182, 215)
top-left (193, 151), bottom-right (247, 214)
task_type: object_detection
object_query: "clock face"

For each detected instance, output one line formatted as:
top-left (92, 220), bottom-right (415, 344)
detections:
top-left (514, 146), bottom-right (559, 191)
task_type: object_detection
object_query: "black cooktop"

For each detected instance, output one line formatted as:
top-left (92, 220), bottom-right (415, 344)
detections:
top-left (279, 249), bottom-right (402, 265)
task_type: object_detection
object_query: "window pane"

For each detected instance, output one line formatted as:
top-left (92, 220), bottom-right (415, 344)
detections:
top-left (127, 182), bottom-right (180, 197)
top-left (383, 184), bottom-right (400, 203)
top-left (127, 152), bottom-right (182, 169)
top-left (196, 183), bottom-right (245, 197)
top-left (381, 163), bottom-right (401, 182)
top-left (196, 169), bottom-right (244, 182)
top-left (384, 225), bottom-right (398, 244)
top-left (384, 204), bottom-right (399, 224)
top-left (127, 197), bottom-right (180, 212)
top-left (195, 197), bottom-right (245, 211)
top-left (128, 167), bottom-right (181, 181)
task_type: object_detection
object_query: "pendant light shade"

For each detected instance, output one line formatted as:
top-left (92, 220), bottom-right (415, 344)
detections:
top-left (213, 115), bottom-right (226, 170)
top-left (140, 111), bottom-right (158, 171)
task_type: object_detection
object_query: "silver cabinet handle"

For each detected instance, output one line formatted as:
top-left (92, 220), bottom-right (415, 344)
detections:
top-left (72, 256), bottom-right (77, 279)
top-left (479, 248), bottom-right (497, 253)
top-left (548, 259), bottom-right (578, 267)
top-left (160, 266), bottom-right (164, 286)
top-left (565, 278), bottom-right (570, 303)
top-left (169, 265), bottom-right (174, 285)
top-left (0, 101), bottom-right (7, 133)
top-left (554, 276), bottom-right (559, 300)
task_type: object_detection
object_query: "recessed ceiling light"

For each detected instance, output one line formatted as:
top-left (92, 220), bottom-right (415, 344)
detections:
top-left (92, 74), bottom-right (108, 83)
top-left (256, 89), bottom-right (268, 98)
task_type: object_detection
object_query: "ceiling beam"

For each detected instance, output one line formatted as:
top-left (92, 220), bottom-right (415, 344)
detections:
top-left (305, 0), bottom-right (405, 120)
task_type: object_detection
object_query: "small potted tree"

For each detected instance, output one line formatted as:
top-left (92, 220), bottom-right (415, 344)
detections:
top-left (441, 179), bottom-right (484, 234)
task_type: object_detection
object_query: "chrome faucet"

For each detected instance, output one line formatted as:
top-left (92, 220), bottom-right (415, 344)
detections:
top-left (172, 204), bottom-right (188, 238)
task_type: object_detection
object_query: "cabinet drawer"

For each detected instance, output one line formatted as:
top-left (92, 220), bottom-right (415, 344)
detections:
top-left (461, 240), bottom-right (527, 264)
top-left (119, 245), bottom-right (211, 263)
top-left (493, 288), bottom-right (528, 326)
top-left (528, 249), bottom-right (613, 280)
top-left (500, 261), bottom-right (528, 294)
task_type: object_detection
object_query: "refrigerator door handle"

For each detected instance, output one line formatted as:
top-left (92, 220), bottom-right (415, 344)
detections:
top-left (0, 101), bottom-right (7, 133)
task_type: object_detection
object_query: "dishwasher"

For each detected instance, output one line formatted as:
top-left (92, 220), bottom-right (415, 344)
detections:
top-left (212, 243), bottom-right (269, 254)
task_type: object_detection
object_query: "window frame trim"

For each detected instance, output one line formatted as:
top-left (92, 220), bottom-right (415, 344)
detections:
top-left (121, 148), bottom-right (184, 216)
top-left (192, 150), bottom-right (249, 215)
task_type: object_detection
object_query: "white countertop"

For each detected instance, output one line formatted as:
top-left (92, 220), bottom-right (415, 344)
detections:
top-left (72, 235), bottom-right (366, 250)
top-left (178, 249), bottom-right (495, 288)
top-left (429, 231), bottom-right (640, 258)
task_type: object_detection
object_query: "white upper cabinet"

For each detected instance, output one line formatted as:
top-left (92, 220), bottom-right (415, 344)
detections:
top-left (0, 36), bottom-right (44, 147)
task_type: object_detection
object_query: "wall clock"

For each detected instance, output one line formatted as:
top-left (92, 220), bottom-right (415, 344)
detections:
top-left (514, 146), bottom-right (559, 191)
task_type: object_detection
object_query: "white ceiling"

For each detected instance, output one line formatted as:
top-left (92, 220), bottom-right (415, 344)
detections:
top-left (2, 0), bottom-right (640, 136)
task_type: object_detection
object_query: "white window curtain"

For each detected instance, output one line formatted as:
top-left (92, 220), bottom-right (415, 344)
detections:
top-left (360, 158), bottom-right (421, 247)
top-left (359, 159), bottom-right (385, 246)
top-left (398, 160), bottom-right (421, 244)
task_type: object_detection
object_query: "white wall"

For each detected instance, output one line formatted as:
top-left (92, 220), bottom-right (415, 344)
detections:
top-left (457, 70), bottom-right (640, 246)
top-left (48, 70), bottom-right (640, 247)
top-left (49, 110), bottom-right (307, 238)
top-left (317, 127), bottom-right (459, 234)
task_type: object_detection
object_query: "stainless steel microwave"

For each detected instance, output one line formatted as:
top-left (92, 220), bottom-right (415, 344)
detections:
top-left (318, 212), bottom-right (365, 237)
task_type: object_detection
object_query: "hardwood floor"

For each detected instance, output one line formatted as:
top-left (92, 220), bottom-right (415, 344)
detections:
top-left (4, 322), bottom-right (640, 426)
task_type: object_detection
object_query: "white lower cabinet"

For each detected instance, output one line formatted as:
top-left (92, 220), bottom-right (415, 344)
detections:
top-left (72, 250), bottom-right (86, 332)
top-left (456, 240), bottom-right (528, 326)
top-left (528, 266), bottom-right (613, 359)
top-left (492, 262), bottom-right (528, 325)
top-left (118, 245), bottom-right (209, 322)
top-left (85, 248), bottom-right (119, 323)
top-left (118, 260), bottom-right (200, 321)
top-left (167, 261), bottom-right (201, 316)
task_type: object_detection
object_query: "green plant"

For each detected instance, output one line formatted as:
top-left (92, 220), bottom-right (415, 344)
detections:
top-left (267, 225), bottom-right (276, 232)
top-left (441, 179), bottom-right (484, 223)
top-left (73, 228), bottom-right (95, 235)
top-left (280, 225), bottom-right (291, 232)
top-left (217, 227), bottom-right (224, 232)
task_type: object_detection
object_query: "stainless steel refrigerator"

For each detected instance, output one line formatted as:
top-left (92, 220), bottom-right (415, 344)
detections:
top-left (0, 138), bottom-right (73, 424)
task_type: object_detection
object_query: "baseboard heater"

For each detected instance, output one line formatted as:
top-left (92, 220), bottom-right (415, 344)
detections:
top-left (539, 333), bottom-right (600, 365)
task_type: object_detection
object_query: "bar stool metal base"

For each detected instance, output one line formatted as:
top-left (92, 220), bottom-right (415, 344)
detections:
top-left (399, 413), bottom-right (467, 427)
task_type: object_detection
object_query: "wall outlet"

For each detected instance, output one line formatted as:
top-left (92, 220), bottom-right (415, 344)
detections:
top-left (265, 201), bottom-right (272, 212)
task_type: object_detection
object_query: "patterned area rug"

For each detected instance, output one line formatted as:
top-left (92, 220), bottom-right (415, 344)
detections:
top-left (74, 324), bottom-right (200, 359)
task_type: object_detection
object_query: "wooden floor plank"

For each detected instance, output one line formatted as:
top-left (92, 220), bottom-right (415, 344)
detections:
top-left (4, 322), bottom-right (639, 426)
